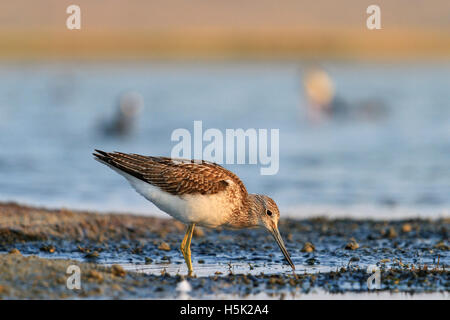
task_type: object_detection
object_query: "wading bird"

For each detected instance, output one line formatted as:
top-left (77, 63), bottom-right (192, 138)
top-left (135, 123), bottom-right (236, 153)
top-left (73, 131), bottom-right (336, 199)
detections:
top-left (100, 91), bottom-right (144, 137)
top-left (93, 150), bottom-right (295, 275)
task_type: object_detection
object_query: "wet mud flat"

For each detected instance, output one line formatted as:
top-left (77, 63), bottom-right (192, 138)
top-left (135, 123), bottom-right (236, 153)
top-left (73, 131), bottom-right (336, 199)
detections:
top-left (0, 202), bottom-right (448, 299)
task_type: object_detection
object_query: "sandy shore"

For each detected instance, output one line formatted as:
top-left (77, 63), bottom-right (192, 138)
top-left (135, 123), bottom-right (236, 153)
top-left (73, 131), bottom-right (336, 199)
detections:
top-left (0, 202), bottom-right (448, 299)
top-left (2, 1), bottom-right (450, 60)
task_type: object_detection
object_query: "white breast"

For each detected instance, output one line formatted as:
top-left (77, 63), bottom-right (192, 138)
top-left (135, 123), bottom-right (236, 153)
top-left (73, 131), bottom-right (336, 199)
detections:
top-left (109, 165), bottom-right (234, 228)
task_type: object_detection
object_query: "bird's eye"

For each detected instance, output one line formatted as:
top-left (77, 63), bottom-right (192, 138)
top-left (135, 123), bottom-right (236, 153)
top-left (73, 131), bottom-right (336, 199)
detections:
top-left (266, 210), bottom-right (273, 216)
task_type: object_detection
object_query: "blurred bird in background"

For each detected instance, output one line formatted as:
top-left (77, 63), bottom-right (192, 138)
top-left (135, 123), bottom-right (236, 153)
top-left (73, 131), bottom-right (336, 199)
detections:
top-left (303, 67), bottom-right (387, 123)
top-left (101, 91), bottom-right (144, 137)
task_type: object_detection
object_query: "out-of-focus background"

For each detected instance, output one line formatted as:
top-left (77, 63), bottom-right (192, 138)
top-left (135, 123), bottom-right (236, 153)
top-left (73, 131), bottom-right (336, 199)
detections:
top-left (0, 0), bottom-right (449, 218)
top-left (2, 0), bottom-right (450, 59)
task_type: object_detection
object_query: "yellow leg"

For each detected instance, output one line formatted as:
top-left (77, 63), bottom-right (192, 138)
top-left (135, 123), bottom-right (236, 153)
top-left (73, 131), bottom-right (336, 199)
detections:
top-left (180, 223), bottom-right (195, 276)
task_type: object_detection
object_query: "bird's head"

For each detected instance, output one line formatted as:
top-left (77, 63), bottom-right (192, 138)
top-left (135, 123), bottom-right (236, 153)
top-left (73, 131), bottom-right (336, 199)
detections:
top-left (251, 194), bottom-right (295, 270)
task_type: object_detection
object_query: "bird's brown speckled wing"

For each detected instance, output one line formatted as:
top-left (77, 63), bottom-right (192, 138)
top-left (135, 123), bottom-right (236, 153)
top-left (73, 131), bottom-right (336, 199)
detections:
top-left (93, 149), bottom-right (248, 196)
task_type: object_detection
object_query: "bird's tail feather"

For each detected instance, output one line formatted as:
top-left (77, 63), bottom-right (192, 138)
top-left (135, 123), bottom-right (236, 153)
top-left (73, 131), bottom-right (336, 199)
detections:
top-left (93, 149), bottom-right (146, 182)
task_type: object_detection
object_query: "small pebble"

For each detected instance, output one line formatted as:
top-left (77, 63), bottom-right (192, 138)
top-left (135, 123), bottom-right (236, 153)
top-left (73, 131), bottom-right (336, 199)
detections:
top-left (40, 245), bottom-right (56, 253)
top-left (402, 223), bottom-right (412, 233)
top-left (344, 239), bottom-right (359, 250)
top-left (145, 257), bottom-right (153, 264)
top-left (193, 228), bottom-right (205, 237)
top-left (111, 264), bottom-right (126, 277)
top-left (385, 227), bottom-right (398, 238)
top-left (158, 242), bottom-right (171, 251)
top-left (301, 242), bottom-right (315, 253)
top-left (8, 248), bottom-right (21, 255)
top-left (111, 284), bottom-right (122, 291)
top-left (84, 251), bottom-right (99, 258)
top-left (306, 257), bottom-right (319, 265)
top-left (87, 270), bottom-right (104, 282)
top-left (434, 241), bottom-right (449, 251)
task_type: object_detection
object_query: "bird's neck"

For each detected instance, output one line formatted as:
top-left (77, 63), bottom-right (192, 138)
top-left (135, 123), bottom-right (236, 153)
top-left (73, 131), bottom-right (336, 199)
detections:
top-left (226, 194), bottom-right (262, 229)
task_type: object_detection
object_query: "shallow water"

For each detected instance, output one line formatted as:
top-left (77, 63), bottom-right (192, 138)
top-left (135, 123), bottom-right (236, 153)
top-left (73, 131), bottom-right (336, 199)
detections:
top-left (201, 290), bottom-right (450, 300)
top-left (0, 61), bottom-right (449, 218)
top-left (0, 216), bottom-right (448, 298)
top-left (2, 218), bottom-right (447, 279)
top-left (116, 262), bottom-right (330, 277)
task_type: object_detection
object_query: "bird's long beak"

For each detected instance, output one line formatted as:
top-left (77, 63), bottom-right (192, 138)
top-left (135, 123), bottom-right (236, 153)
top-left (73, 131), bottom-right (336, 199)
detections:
top-left (270, 226), bottom-right (295, 270)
